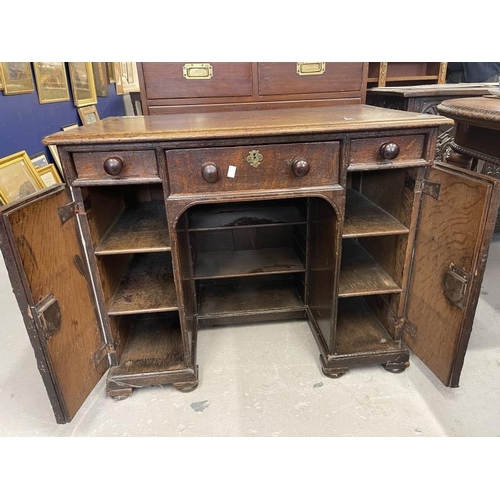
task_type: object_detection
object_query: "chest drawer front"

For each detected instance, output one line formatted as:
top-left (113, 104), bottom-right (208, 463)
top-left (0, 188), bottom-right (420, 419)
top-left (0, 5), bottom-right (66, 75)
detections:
top-left (349, 134), bottom-right (426, 168)
top-left (72, 150), bottom-right (158, 182)
top-left (166, 142), bottom-right (340, 195)
top-left (258, 62), bottom-right (365, 96)
top-left (141, 62), bottom-right (253, 99)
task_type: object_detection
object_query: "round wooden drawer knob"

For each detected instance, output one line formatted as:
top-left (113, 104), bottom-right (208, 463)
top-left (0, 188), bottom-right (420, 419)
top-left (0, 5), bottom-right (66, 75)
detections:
top-left (380, 142), bottom-right (400, 160)
top-left (201, 163), bottom-right (219, 183)
top-left (291, 158), bottom-right (310, 177)
top-left (103, 157), bottom-right (124, 176)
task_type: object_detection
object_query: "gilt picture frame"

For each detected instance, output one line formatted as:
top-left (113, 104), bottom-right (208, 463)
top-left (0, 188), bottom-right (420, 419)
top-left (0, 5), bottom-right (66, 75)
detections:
top-left (1, 63), bottom-right (35, 95)
top-left (92, 62), bottom-right (109, 97)
top-left (33, 62), bottom-right (70, 104)
top-left (78, 105), bottom-right (100, 125)
top-left (0, 151), bottom-right (44, 204)
top-left (37, 164), bottom-right (62, 187)
top-left (68, 62), bottom-right (97, 107)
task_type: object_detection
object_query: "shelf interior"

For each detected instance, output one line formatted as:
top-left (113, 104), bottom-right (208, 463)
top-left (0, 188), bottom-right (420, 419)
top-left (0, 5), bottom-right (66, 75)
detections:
top-left (189, 200), bottom-right (307, 231)
top-left (197, 276), bottom-right (305, 318)
top-left (107, 252), bottom-right (178, 315)
top-left (110, 313), bottom-right (185, 376)
top-left (339, 239), bottom-right (402, 297)
top-left (96, 200), bottom-right (170, 255)
top-left (194, 247), bottom-right (305, 280)
top-left (343, 189), bottom-right (409, 238)
top-left (335, 297), bottom-right (401, 355)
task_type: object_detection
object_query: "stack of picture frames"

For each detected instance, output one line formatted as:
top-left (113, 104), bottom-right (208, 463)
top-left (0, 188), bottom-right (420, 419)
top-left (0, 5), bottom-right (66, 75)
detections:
top-left (0, 62), bottom-right (135, 123)
top-left (0, 151), bottom-right (62, 207)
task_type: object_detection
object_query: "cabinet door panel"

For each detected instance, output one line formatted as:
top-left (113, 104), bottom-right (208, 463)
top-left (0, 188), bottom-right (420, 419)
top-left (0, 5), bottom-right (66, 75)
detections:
top-left (405, 162), bottom-right (500, 386)
top-left (0, 186), bottom-right (107, 423)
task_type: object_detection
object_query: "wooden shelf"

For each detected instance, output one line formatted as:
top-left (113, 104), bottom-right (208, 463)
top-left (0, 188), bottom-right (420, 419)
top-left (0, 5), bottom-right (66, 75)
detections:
top-left (335, 297), bottom-right (401, 355)
top-left (194, 247), bottom-right (305, 280)
top-left (108, 253), bottom-right (178, 315)
top-left (198, 278), bottom-right (304, 319)
top-left (96, 201), bottom-right (170, 255)
top-left (109, 314), bottom-right (185, 375)
top-left (189, 201), bottom-right (306, 231)
top-left (343, 189), bottom-right (409, 238)
top-left (339, 239), bottom-right (402, 297)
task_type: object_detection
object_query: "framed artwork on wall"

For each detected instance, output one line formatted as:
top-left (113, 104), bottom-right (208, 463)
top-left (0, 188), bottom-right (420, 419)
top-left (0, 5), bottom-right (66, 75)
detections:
top-left (78, 105), bottom-right (100, 125)
top-left (92, 62), bottom-right (109, 97)
top-left (32, 62), bottom-right (70, 104)
top-left (0, 63), bottom-right (35, 95)
top-left (0, 151), bottom-right (44, 204)
top-left (68, 62), bottom-right (97, 107)
top-left (37, 164), bottom-right (62, 187)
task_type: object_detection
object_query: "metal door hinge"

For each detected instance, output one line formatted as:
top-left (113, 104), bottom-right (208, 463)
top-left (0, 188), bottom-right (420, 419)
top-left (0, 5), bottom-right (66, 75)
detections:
top-left (33, 294), bottom-right (61, 340)
top-left (416, 179), bottom-right (441, 200)
top-left (396, 318), bottom-right (417, 340)
top-left (93, 343), bottom-right (115, 368)
top-left (443, 263), bottom-right (470, 309)
top-left (58, 200), bottom-right (88, 224)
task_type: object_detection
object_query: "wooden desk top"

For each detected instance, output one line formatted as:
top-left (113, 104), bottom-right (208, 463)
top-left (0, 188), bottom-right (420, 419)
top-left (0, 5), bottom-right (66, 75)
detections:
top-left (368, 83), bottom-right (497, 98)
top-left (43, 104), bottom-right (452, 146)
top-left (437, 96), bottom-right (500, 130)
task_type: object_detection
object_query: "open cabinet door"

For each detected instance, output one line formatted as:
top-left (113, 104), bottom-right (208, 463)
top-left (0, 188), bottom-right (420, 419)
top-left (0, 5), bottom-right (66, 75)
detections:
top-left (0, 186), bottom-right (109, 423)
top-left (404, 162), bottom-right (500, 387)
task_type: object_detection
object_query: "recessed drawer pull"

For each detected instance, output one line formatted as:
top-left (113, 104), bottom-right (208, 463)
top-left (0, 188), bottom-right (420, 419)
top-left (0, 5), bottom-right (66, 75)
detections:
top-left (296, 62), bottom-right (326, 76)
top-left (103, 157), bottom-right (124, 176)
top-left (201, 163), bottom-right (219, 183)
top-left (291, 157), bottom-right (310, 177)
top-left (183, 63), bottom-right (213, 80)
top-left (379, 142), bottom-right (400, 160)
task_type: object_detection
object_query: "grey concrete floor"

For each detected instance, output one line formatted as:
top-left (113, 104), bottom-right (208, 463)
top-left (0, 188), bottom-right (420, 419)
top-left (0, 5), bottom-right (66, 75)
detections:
top-left (0, 235), bottom-right (499, 437)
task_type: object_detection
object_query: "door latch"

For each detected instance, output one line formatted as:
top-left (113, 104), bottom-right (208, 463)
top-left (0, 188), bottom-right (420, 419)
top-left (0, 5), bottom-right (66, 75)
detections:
top-left (443, 264), bottom-right (470, 309)
top-left (33, 294), bottom-right (61, 339)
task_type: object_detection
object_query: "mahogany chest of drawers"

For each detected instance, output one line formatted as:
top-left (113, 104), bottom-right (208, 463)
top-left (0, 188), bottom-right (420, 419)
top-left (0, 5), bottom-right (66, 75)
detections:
top-left (1, 104), bottom-right (499, 424)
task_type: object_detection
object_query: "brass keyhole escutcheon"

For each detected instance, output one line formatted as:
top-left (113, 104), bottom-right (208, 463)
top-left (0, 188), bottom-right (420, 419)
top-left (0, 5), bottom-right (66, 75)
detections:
top-left (246, 150), bottom-right (263, 168)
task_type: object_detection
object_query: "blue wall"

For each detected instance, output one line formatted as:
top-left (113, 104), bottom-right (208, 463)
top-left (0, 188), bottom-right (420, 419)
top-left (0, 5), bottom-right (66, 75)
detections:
top-left (0, 63), bottom-right (125, 162)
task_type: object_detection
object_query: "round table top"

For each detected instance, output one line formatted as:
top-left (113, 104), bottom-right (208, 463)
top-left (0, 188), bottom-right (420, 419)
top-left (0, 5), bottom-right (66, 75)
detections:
top-left (438, 96), bottom-right (500, 130)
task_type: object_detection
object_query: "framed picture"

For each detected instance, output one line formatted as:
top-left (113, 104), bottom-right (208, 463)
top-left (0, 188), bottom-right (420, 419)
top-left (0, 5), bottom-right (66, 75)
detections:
top-left (32, 62), bottom-right (70, 104)
top-left (47, 145), bottom-right (64, 179)
top-left (0, 63), bottom-right (35, 95)
top-left (61, 123), bottom-right (78, 131)
top-left (68, 62), bottom-right (97, 107)
top-left (114, 62), bottom-right (124, 95)
top-left (78, 105), bottom-right (100, 125)
top-left (106, 62), bottom-right (115, 83)
top-left (30, 151), bottom-right (50, 168)
top-left (92, 62), bottom-right (109, 97)
top-left (37, 164), bottom-right (62, 187)
top-left (0, 65), bottom-right (4, 90)
top-left (0, 151), bottom-right (44, 204)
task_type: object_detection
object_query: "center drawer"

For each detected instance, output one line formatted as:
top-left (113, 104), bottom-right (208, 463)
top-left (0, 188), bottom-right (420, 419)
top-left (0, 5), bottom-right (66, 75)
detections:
top-left (166, 142), bottom-right (340, 195)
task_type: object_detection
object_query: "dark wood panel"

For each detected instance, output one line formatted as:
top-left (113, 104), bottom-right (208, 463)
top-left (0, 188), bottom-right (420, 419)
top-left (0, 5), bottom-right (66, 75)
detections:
top-left (339, 239), bottom-right (402, 297)
top-left (198, 278), bottom-right (304, 318)
top-left (108, 314), bottom-right (185, 376)
top-left (188, 201), bottom-right (306, 231)
top-left (108, 253), bottom-right (178, 315)
top-left (194, 247), bottom-right (305, 279)
top-left (96, 201), bottom-right (170, 254)
top-left (335, 297), bottom-right (402, 355)
top-left (343, 189), bottom-right (409, 238)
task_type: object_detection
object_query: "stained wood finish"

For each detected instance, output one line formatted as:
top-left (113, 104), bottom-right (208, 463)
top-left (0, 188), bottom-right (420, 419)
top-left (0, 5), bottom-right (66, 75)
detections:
top-left (188, 200), bottom-right (306, 231)
top-left (258, 62), bottom-right (365, 95)
top-left (349, 133), bottom-right (426, 169)
top-left (166, 142), bottom-right (340, 195)
top-left (339, 239), bottom-right (402, 297)
top-left (197, 277), bottom-right (305, 319)
top-left (194, 247), bottom-right (305, 279)
top-left (107, 253), bottom-right (177, 315)
top-left (336, 297), bottom-right (402, 355)
top-left (0, 187), bottom-right (106, 423)
top-left (343, 189), bottom-right (409, 238)
top-left (96, 201), bottom-right (170, 254)
top-left (43, 106), bottom-right (452, 146)
top-left (72, 150), bottom-right (158, 182)
top-left (405, 162), bottom-right (500, 386)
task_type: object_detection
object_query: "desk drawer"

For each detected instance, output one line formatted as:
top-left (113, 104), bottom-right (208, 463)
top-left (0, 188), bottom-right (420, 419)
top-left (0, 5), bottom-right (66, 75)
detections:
top-left (72, 150), bottom-right (159, 182)
top-left (349, 134), bottom-right (426, 169)
top-left (166, 142), bottom-right (340, 195)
